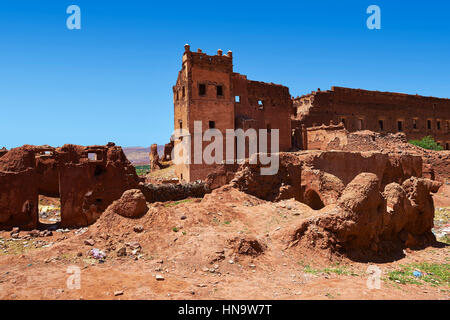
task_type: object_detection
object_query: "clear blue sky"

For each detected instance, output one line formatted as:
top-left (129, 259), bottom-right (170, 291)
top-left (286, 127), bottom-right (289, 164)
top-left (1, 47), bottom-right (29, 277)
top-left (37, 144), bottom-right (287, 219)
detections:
top-left (1, 0), bottom-right (449, 149)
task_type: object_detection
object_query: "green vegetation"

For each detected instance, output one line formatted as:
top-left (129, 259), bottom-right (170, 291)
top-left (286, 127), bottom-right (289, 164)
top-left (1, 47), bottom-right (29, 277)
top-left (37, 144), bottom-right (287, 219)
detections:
top-left (163, 198), bottom-right (193, 207)
top-left (299, 261), bottom-right (358, 276)
top-left (387, 262), bottom-right (449, 286)
top-left (172, 227), bottom-right (179, 232)
top-left (135, 165), bottom-right (150, 176)
top-left (409, 136), bottom-right (443, 151)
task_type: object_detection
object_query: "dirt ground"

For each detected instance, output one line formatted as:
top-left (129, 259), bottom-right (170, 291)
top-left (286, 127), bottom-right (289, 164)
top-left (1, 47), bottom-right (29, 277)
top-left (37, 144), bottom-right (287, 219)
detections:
top-left (0, 186), bottom-right (448, 300)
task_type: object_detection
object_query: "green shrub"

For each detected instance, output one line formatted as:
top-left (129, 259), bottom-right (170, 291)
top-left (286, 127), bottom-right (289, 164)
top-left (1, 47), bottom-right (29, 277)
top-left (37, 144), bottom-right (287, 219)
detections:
top-left (409, 136), bottom-right (443, 151)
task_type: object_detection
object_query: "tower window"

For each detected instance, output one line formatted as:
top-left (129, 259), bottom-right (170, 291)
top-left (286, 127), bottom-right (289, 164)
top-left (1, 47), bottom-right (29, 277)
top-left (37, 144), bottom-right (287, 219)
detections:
top-left (357, 119), bottom-right (363, 130)
top-left (379, 120), bottom-right (384, 131)
top-left (235, 96), bottom-right (240, 103)
top-left (267, 123), bottom-right (271, 133)
top-left (437, 121), bottom-right (441, 130)
top-left (397, 120), bottom-right (403, 132)
top-left (413, 119), bottom-right (417, 129)
top-left (199, 84), bottom-right (206, 96)
top-left (209, 121), bottom-right (215, 129)
top-left (258, 100), bottom-right (264, 110)
top-left (216, 85), bottom-right (223, 97)
top-left (182, 86), bottom-right (185, 98)
top-left (427, 120), bottom-right (432, 130)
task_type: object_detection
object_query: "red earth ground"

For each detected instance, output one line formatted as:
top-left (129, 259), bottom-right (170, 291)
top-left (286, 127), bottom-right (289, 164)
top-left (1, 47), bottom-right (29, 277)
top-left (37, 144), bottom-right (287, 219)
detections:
top-left (0, 186), bottom-right (448, 300)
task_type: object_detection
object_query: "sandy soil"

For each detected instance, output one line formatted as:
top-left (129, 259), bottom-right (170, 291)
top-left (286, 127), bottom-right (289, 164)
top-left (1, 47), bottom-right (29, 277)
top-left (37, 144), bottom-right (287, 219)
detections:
top-left (0, 187), bottom-right (448, 300)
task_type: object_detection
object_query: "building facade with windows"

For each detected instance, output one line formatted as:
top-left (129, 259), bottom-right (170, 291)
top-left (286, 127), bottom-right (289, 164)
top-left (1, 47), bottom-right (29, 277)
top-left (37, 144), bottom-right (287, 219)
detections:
top-left (172, 45), bottom-right (450, 182)
top-left (292, 86), bottom-right (450, 150)
top-left (173, 45), bottom-right (292, 182)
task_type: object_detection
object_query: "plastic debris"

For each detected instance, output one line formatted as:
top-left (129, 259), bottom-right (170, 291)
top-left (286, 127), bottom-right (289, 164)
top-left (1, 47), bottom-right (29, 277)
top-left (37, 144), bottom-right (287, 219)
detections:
top-left (413, 270), bottom-right (422, 278)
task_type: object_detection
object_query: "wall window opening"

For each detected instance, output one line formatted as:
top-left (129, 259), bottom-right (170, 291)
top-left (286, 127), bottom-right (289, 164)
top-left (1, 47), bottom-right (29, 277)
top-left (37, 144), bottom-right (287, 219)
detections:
top-left (216, 85), bottom-right (223, 97)
top-left (199, 84), bottom-right (206, 96)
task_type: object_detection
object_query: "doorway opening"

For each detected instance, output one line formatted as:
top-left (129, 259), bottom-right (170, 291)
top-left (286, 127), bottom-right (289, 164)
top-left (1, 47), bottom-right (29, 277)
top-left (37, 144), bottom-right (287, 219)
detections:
top-left (304, 189), bottom-right (325, 210)
top-left (38, 195), bottom-right (61, 230)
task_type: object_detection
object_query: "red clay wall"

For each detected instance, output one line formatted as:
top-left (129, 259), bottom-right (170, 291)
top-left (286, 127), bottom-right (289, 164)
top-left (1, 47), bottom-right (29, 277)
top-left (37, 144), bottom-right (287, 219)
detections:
top-left (293, 86), bottom-right (450, 149)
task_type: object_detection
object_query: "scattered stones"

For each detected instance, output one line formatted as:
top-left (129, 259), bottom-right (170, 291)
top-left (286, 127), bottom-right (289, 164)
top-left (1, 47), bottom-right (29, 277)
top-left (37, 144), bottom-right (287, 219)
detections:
top-left (116, 247), bottom-right (127, 257)
top-left (180, 215), bottom-right (187, 220)
top-left (156, 275), bottom-right (165, 281)
top-left (84, 239), bottom-right (95, 246)
top-left (114, 290), bottom-right (124, 296)
top-left (133, 225), bottom-right (144, 233)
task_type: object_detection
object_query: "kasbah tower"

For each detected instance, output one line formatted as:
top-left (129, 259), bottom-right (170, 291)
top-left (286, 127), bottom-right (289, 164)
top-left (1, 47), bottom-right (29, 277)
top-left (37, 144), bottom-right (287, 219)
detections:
top-left (173, 44), bottom-right (292, 182)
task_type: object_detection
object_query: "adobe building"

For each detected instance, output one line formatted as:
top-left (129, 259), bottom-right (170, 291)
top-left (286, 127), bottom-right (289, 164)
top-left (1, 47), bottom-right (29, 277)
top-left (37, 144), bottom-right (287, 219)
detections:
top-left (291, 86), bottom-right (450, 150)
top-left (172, 45), bottom-right (450, 182)
top-left (173, 45), bottom-right (292, 182)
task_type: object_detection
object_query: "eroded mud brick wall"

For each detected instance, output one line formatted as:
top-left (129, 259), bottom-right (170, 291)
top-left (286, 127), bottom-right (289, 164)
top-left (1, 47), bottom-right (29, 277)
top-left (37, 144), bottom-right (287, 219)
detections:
top-left (292, 86), bottom-right (450, 149)
top-left (233, 74), bottom-right (292, 154)
top-left (0, 144), bottom-right (139, 229)
top-left (173, 45), bottom-right (292, 182)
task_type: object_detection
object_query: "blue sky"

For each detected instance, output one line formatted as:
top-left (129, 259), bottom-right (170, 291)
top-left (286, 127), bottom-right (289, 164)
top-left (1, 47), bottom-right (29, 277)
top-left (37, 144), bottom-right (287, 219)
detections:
top-left (1, 0), bottom-right (449, 149)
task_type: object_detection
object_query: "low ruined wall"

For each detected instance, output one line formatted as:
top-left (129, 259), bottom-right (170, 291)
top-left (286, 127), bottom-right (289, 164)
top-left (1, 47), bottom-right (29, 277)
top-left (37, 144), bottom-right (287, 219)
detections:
top-left (306, 124), bottom-right (348, 150)
top-left (140, 181), bottom-right (210, 203)
top-left (0, 143), bottom-right (139, 230)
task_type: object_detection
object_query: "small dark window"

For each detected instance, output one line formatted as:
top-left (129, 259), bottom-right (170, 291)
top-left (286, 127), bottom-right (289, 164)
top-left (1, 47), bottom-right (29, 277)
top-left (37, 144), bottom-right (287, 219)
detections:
top-left (413, 119), bottom-right (417, 129)
top-left (209, 121), bottom-right (215, 129)
top-left (379, 120), bottom-right (384, 131)
top-left (397, 121), bottom-right (403, 132)
top-left (175, 91), bottom-right (179, 101)
top-left (267, 124), bottom-right (271, 133)
top-left (199, 84), bottom-right (206, 96)
top-left (216, 85), bottom-right (223, 97)
top-left (427, 120), bottom-right (432, 129)
top-left (341, 118), bottom-right (346, 126)
top-left (258, 100), bottom-right (264, 109)
top-left (437, 121), bottom-right (441, 130)
top-left (179, 120), bottom-right (182, 134)
top-left (446, 143), bottom-right (449, 150)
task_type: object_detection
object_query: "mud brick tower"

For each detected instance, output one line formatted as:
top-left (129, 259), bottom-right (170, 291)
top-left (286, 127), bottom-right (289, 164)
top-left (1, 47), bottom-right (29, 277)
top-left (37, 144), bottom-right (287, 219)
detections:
top-left (173, 45), bottom-right (293, 182)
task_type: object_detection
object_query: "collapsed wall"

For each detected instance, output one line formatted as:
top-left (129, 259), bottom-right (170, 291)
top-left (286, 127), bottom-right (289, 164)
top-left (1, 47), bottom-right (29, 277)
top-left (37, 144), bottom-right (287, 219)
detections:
top-left (206, 150), bottom-right (441, 256)
top-left (0, 143), bottom-right (139, 229)
top-left (139, 181), bottom-right (209, 203)
top-left (303, 125), bottom-right (450, 182)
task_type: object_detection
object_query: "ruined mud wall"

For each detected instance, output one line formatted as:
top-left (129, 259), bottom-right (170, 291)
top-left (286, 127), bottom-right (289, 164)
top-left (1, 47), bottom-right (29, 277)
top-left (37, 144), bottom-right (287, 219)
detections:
top-left (140, 181), bottom-right (209, 203)
top-left (206, 150), bottom-right (440, 256)
top-left (233, 74), bottom-right (292, 153)
top-left (0, 144), bottom-right (139, 230)
top-left (306, 123), bottom-right (348, 150)
top-left (292, 86), bottom-right (450, 148)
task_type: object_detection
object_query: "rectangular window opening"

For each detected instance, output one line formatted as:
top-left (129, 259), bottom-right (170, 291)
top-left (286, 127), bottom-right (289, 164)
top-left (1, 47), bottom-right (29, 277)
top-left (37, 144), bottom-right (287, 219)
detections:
top-left (216, 85), bottom-right (223, 97)
top-left (209, 121), bottom-right (215, 129)
top-left (235, 96), bottom-right (240, 103)
top-left (397, 121), bottom-right (403, 132)
top-left (427, 120), bottom-right (432, 130)
top-left (88, 153), bottom-right (98, 161)
top-left (199, 84), bottom-right (206, 96)
top-left (379, 120), bottom-right (384, 131)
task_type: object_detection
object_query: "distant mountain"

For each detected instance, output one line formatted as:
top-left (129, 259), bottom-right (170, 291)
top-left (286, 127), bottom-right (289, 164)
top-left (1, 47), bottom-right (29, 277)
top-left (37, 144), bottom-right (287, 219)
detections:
top-left (123, 146), bottom-right (164, 165)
